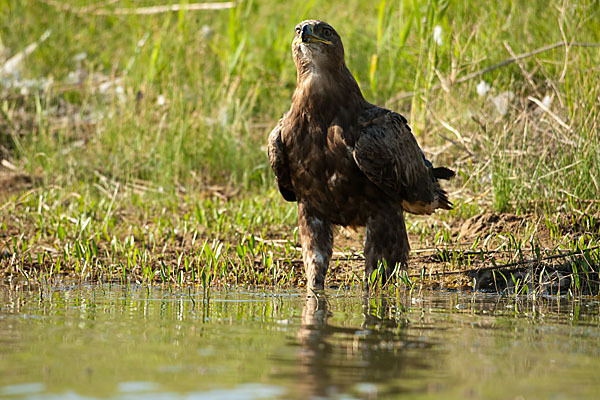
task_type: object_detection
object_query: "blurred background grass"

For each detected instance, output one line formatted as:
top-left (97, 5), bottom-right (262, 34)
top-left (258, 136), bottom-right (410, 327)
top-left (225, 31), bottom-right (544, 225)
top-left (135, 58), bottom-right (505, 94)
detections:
top-left (1, 0), bottom-right (599, 215)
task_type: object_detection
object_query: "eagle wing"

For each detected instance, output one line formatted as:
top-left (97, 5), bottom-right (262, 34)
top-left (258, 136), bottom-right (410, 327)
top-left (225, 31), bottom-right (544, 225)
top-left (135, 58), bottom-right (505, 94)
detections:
top-left (352, 106), bottom-right (453, 214)
top-left (268, 116), bottom-right (296, 202)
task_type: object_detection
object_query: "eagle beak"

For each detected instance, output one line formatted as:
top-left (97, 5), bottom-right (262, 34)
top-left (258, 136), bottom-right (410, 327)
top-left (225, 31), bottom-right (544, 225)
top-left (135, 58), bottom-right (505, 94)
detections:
top-left (300, 25), bottom-right (332, 45)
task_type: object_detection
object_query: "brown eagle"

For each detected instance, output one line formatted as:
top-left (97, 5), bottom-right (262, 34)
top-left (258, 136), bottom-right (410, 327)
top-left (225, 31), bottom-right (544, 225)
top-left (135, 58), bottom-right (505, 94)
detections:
top-left (268, 20), bottom-right (454, 290)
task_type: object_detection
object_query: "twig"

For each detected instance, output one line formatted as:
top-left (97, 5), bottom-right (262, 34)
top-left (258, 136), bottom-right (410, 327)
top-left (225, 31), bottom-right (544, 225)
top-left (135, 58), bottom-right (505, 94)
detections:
top-left (507, 198), bottom-right (600, 205)
top-left (38, 0), bottom-right (120, 13)
top-left (388, 41), bottom-right (600, 104)
top-left (536, 160), bottom-right (582, 180)
top-left (0, 30), bottom-right (51, 76)
top-left (408, 245), bottom-right (600, 278)
top-left (1, 159), bottom-right (19, 171)
top-left (39, 0), bottom-right (235, 15)
top-left (503, 41), bottom-right (541, 97)
top-left (527, 95), bottom-right (572, 131)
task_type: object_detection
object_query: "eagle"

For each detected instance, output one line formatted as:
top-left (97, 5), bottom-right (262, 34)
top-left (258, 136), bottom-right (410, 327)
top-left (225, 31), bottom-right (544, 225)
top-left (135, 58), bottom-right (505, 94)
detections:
top-left (268, 20), bottom-right (454, 290)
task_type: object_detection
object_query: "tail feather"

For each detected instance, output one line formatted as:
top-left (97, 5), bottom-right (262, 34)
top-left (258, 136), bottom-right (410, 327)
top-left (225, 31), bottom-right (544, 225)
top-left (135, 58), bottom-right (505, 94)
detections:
top-left (435, 188), bottom-right (453, 210)
top-left (401, 187), bottom-right (453, 215)
top-left (433, 167), bottom-right (455, 180)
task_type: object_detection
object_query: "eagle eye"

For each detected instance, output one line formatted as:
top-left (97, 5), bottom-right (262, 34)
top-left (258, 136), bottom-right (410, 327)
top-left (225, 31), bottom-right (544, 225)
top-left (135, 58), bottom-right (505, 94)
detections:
top-left (322, 27), bottom-right (333, 37)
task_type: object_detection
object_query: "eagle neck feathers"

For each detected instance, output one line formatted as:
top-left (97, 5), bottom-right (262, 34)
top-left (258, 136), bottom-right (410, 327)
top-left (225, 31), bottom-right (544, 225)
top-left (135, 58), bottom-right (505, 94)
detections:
top-left (290, 64), bottom-right (365, 132)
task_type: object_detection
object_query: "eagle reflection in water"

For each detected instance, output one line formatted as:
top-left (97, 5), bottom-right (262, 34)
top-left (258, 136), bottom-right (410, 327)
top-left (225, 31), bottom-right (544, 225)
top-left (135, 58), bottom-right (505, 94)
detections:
top-left (291, 294), bottom-right (435, 398)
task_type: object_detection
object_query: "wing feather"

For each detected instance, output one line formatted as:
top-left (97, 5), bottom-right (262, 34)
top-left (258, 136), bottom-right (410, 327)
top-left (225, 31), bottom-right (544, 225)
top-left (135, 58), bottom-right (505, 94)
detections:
top-left (353, 107), bottom-right (453, 213)
top-left (268, 117), bottom-right (296, 202)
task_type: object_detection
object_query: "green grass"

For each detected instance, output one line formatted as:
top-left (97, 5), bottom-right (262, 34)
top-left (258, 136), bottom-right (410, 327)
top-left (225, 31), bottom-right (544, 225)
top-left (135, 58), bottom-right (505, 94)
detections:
top-left (0, 0), bottom-right (599, 290)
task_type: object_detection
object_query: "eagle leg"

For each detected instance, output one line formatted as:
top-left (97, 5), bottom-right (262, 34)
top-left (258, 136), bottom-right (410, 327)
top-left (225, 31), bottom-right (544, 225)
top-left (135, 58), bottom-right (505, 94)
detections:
top-left (364, 210), bottom-right (410, 285)
top-left (298, 202), bottom-right (333, 290)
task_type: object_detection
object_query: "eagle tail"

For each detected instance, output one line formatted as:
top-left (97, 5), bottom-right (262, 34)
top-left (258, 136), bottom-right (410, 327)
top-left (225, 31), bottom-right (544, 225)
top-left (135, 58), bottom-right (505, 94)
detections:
top-left (433, 167), bottom-right (455, 180)
top-left (401, 185), bottom-right (453, 215)
top-left (435, 188), bottom-right (453, 210)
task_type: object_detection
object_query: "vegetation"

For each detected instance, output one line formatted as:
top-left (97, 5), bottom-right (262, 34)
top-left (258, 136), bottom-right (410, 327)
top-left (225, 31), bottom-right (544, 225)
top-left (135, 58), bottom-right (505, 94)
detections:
top-left (0, 0), bottom-right (599, 293)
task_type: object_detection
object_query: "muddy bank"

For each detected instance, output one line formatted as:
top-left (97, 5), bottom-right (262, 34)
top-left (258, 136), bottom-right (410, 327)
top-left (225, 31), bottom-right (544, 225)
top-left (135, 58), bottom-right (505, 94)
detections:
top-left (2, 186), bottom-right (598, 295)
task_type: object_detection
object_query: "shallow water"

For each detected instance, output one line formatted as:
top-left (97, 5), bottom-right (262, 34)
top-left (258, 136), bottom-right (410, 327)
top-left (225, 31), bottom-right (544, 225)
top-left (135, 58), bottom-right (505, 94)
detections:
top-left (1, 286), bottom-right (599, 399)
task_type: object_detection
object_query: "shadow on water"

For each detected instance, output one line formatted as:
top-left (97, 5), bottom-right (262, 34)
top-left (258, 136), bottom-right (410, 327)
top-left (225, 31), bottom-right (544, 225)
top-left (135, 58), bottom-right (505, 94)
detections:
top-left (1, 284), bottom-right (600, 399)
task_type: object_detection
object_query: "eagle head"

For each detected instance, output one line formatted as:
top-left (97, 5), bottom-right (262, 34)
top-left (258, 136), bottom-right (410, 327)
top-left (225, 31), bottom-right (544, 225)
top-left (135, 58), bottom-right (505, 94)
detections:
top-left (292, 20), bottom-right (345, 76)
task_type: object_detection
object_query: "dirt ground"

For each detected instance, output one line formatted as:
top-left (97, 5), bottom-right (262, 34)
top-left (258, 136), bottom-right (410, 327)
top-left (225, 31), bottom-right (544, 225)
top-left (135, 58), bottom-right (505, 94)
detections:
top-left (0, 168), bottom-right (36, 195)
top-left (1, 165), bottom-right (598, 293)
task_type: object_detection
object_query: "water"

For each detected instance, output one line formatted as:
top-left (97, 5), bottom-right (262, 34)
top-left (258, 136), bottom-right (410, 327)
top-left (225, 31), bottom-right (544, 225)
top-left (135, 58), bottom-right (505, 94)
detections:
top-left (1, 285), bottom-right (599, 399)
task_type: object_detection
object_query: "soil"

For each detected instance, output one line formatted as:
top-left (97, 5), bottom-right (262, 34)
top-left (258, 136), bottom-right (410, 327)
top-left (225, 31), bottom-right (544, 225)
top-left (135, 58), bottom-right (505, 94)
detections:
top-left (1, 175), bottom-right (598, 293)
top-left (0, 169), bottom-right (36, 196)
top-left (458, 212), bottom-right (528, 239)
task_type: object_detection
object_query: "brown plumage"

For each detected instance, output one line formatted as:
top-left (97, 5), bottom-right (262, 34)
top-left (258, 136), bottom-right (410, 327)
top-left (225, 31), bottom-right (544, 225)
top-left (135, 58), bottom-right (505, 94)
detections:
top-left (268, 20), bottom-right (454, 290)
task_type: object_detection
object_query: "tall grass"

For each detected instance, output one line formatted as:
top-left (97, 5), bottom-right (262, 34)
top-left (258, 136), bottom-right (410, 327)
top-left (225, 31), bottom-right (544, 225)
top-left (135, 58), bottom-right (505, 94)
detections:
top-left (1, 0), bottom-right (599, 205)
